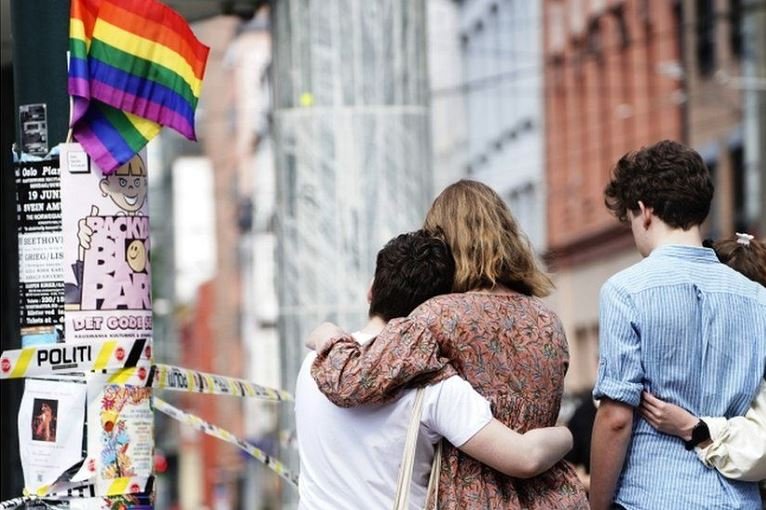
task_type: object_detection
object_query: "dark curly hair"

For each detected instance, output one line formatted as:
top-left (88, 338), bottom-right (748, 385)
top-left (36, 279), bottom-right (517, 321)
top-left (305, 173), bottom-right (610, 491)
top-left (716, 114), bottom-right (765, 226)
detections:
top-left (604, 140), bottom-right (714, 229)
top-left (368, 230), bottom-right (455, 321)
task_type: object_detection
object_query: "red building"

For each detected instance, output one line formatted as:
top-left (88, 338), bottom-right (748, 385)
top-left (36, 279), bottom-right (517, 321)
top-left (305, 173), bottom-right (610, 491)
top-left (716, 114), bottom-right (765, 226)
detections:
top-left (543, 0), bottom-right (685, 392)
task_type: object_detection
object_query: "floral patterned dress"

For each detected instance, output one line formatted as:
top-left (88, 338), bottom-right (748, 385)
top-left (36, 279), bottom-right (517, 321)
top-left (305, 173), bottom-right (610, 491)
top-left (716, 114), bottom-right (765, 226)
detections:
top-left (311, 292), bottom-right (588, 509)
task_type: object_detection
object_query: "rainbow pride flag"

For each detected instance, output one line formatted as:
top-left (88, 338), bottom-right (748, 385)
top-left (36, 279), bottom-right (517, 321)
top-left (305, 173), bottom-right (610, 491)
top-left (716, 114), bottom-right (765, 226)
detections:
top-left (69, 0), bottom-right (209, 173)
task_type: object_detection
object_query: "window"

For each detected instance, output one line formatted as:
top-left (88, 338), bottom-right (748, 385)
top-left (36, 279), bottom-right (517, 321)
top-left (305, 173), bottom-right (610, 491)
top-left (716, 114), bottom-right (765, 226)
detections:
top-left (586, 18), bottom-right (602, 57)
top-left (696, 0), bottom-right (716, 76)
top-left (614, 5), bottom-right (631, 50)
top-left (569, 0), bottom-right (586, 36)
top-left (706, 158), bottom-right (720, 238)
top-left (547, 2), bottom-right (566, 55)
top-left (507, 183), bottom-right (540, 249)
top-left (639, 0), bottom-right (652, 28)
top-left (731, 145), bottom-right (746, 232)
top-left (591, 0), bottom-right (607, 16)
top-left (729, 0), bottom-right (743, 58)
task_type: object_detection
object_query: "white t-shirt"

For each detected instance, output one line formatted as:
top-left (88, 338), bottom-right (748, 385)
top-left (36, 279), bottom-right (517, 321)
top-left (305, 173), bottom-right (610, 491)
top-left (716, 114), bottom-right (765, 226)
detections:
top-left (296, 332), bottom-right (492, 510)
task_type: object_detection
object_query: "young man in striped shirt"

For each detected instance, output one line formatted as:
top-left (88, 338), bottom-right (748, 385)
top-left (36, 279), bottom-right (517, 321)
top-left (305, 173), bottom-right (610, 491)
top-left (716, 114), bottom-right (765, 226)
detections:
top-left (590, 140), bottom-right (766, 510)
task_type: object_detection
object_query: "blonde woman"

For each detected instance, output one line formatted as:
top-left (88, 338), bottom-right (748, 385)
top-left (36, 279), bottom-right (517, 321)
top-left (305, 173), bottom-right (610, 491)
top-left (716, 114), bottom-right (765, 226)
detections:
top-left (310, 180), bottom-right (588, 509)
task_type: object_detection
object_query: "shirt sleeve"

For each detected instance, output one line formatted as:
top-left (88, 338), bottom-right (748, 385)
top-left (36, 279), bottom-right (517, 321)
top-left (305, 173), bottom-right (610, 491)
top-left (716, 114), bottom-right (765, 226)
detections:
top-left (695, 380), bottom-right (766, 481)
top-left (421, 375), bottom-right (492, 447)
top-left (311, 307), bottom-right (458, 408)
top-left (593, 280), bottom-right (644, 407)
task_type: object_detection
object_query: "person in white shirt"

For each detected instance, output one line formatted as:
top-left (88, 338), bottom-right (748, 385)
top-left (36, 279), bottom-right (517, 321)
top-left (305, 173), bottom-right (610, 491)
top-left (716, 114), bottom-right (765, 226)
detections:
top-left (296, 230), bottom-right (573, 509)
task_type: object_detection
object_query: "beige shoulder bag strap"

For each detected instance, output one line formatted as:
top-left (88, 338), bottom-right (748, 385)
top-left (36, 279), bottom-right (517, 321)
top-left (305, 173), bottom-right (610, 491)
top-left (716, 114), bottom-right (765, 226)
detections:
top-left (392, 388), bottom-right (442, 510)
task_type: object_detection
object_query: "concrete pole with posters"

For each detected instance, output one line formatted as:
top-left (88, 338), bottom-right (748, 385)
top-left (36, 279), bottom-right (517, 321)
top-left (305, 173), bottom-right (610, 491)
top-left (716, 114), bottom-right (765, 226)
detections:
top-left (271, 0), bottom-right (432, 502)
top-left (1, 0), bottom-right (69, 501)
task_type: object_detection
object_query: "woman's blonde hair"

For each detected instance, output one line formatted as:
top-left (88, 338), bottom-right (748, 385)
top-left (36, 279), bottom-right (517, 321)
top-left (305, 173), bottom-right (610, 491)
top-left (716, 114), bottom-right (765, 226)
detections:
top-left (424, 180), bottom-right (553, 297)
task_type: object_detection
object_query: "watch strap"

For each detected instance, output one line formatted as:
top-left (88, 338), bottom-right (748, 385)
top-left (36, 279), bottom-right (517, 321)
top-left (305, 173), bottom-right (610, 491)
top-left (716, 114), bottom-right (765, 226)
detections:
top-left (684, 420), bottom-right (711, 450)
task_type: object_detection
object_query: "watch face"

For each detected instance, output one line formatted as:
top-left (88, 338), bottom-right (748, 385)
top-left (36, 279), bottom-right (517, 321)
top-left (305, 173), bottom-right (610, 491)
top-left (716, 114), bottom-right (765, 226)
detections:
top-left (685, 420), bottom-right (711, 450)
top-left (692, 420), bottom-right (711, 444)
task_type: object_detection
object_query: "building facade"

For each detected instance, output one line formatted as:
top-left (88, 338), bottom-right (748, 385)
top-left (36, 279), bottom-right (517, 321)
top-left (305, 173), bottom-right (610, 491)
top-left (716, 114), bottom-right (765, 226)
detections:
top-left (454, 0), bottom-right (547, 251)
top-left (152, 11), bottom-right (282, 509)
top-left (543, 0), bottom-right (685, 393)
top-left (683, 0), bottom-right (747, 237)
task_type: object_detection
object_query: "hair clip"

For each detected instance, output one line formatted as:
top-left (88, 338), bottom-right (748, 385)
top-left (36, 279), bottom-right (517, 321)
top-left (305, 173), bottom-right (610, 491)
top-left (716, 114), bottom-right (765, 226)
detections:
top-left (736, 232), bottom-right (754, 246)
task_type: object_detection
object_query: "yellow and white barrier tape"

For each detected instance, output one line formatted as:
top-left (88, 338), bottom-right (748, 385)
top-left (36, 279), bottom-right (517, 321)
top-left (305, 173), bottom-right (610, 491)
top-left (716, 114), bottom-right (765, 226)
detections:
top-left (153, 364), bottom-right (293, 402)
top-left (153, 397), bottom-right (299, 489)
top-left (97, 476), bottom-right (153, 497)
top-left (2, 489), bottom-right (151, 510)
top-left (23, 480), bottom-right (96, 500)
top-left (0, 496), bottom-right (35, 509)
top-left (23, 472), bottom-right (152, 500)
top-left (0, 338), bottom-right (152, 379)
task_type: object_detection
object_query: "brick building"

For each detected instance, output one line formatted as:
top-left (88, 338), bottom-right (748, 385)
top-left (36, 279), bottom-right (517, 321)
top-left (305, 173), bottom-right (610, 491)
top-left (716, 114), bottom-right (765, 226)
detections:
top-left (543, 0), bottom-right (685, 392)
top-left (682, 0), bottom-right (748, 237)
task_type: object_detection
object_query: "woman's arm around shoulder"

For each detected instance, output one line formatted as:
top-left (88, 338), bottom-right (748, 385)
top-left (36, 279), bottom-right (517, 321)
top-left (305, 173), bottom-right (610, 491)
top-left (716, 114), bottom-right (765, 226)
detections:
top-left (310, 299), bottom-right (458, 407)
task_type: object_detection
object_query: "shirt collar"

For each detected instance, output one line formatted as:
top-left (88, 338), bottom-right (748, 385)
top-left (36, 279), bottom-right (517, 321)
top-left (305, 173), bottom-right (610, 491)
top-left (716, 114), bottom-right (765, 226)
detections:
top-left (650, 244), bottom-right (719, 263)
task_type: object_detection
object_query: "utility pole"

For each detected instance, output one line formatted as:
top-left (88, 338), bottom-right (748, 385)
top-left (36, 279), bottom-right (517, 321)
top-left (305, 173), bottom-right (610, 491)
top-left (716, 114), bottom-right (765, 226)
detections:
top-left (756, 2), bottom-right (766, 234)
top-left (1, 0), bottom-right (69, 501)
top-left (271, 0), bottom-right (432, 505)
top-left (743, 0), bottom-right (766, 235)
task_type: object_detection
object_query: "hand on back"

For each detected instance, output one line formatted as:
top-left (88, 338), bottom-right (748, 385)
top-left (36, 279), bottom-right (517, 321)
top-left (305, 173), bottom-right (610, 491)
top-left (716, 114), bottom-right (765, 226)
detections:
top-left (639, 391), bottom-right (697, 441)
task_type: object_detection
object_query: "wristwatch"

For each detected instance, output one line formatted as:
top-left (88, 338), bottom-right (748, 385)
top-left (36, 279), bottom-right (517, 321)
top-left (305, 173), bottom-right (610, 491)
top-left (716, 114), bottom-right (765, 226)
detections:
top-left (684, 420), bottom-right (711, 450)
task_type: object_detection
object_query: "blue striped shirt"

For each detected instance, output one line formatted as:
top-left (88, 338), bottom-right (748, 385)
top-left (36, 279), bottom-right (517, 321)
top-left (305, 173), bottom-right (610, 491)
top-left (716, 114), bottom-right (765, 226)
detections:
top-left (594, 244), bottom-right (766, 509)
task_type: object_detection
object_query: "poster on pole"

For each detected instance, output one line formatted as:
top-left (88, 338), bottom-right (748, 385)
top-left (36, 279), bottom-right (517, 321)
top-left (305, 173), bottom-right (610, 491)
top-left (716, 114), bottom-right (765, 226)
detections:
top-left (19, 103), bottom-right (49, 156)
top-left (14, 159), bottom-right (64, 344)
top-left (85, 374), bottom-right (154, 495)
top-left (18, 378), bottom-right (86, 492)
top-left (60, 144), bottom-right (152, 344)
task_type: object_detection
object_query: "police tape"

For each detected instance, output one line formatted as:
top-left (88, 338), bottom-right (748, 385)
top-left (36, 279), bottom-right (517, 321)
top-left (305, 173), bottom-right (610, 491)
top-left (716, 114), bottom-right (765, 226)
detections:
top-left (2, 480), bottom-right (97, 509)
top-left (1, 487), bottom-right (151, 510)
top-left (153, 397), bottom-right (300, 489)
top-left (24, 480), bottom-right (97, 500)
top-left (98, 476), bottom-right (153, 497)
top-left (0, 338), bottom-right (152, 379)
top-left (153, 364), bottom-right (294, 402)
top-left (0, 496), bottom-right (33, 509)
top-left (23, 473), bottom-right (152, 501)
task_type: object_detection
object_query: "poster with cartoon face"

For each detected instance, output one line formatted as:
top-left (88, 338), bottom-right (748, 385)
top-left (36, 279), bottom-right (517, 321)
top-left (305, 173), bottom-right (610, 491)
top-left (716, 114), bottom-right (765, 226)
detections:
top-left (60, 144), bottom-right (152, 344)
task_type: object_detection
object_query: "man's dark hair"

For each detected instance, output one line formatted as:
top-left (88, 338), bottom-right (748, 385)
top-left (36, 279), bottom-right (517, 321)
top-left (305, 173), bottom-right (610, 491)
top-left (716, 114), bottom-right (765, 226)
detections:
top-left (604, 140), bottom-right (714, 229)
top-left (368, 230), bottom-right (455, 321)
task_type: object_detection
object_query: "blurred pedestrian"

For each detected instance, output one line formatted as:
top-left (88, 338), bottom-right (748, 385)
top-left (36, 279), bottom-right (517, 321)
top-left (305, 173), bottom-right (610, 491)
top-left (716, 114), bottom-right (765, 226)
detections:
top-left (309, 180), bottom-right (588, 509)
top-left (639, 233), bottom-right (766, 482)
top-left (590, 140), bottom-right (766, 510)
top-left (564, 392), bottom-right (597, 492)
top-left (296, 230), bottom-right (574, 509)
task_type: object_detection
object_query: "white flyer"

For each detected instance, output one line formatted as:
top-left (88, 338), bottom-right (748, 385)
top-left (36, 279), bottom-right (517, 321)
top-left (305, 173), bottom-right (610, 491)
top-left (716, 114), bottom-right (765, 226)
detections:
top-left (18, 378), bottom-right (86, 492)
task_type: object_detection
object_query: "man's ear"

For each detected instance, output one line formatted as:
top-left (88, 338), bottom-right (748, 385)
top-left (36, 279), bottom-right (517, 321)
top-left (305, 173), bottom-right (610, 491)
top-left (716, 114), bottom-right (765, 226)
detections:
top-left (366, 278), bottom-right (373, 305)
top-left (99, 179), bottom-right (109, 197)
top-left (638, 201), bottom-right (652, 229)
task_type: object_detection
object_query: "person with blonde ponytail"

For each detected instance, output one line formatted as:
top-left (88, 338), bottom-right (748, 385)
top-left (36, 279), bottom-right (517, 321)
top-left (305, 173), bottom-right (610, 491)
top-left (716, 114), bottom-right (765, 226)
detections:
top-left (309, 180), bottom-right (588, 509)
